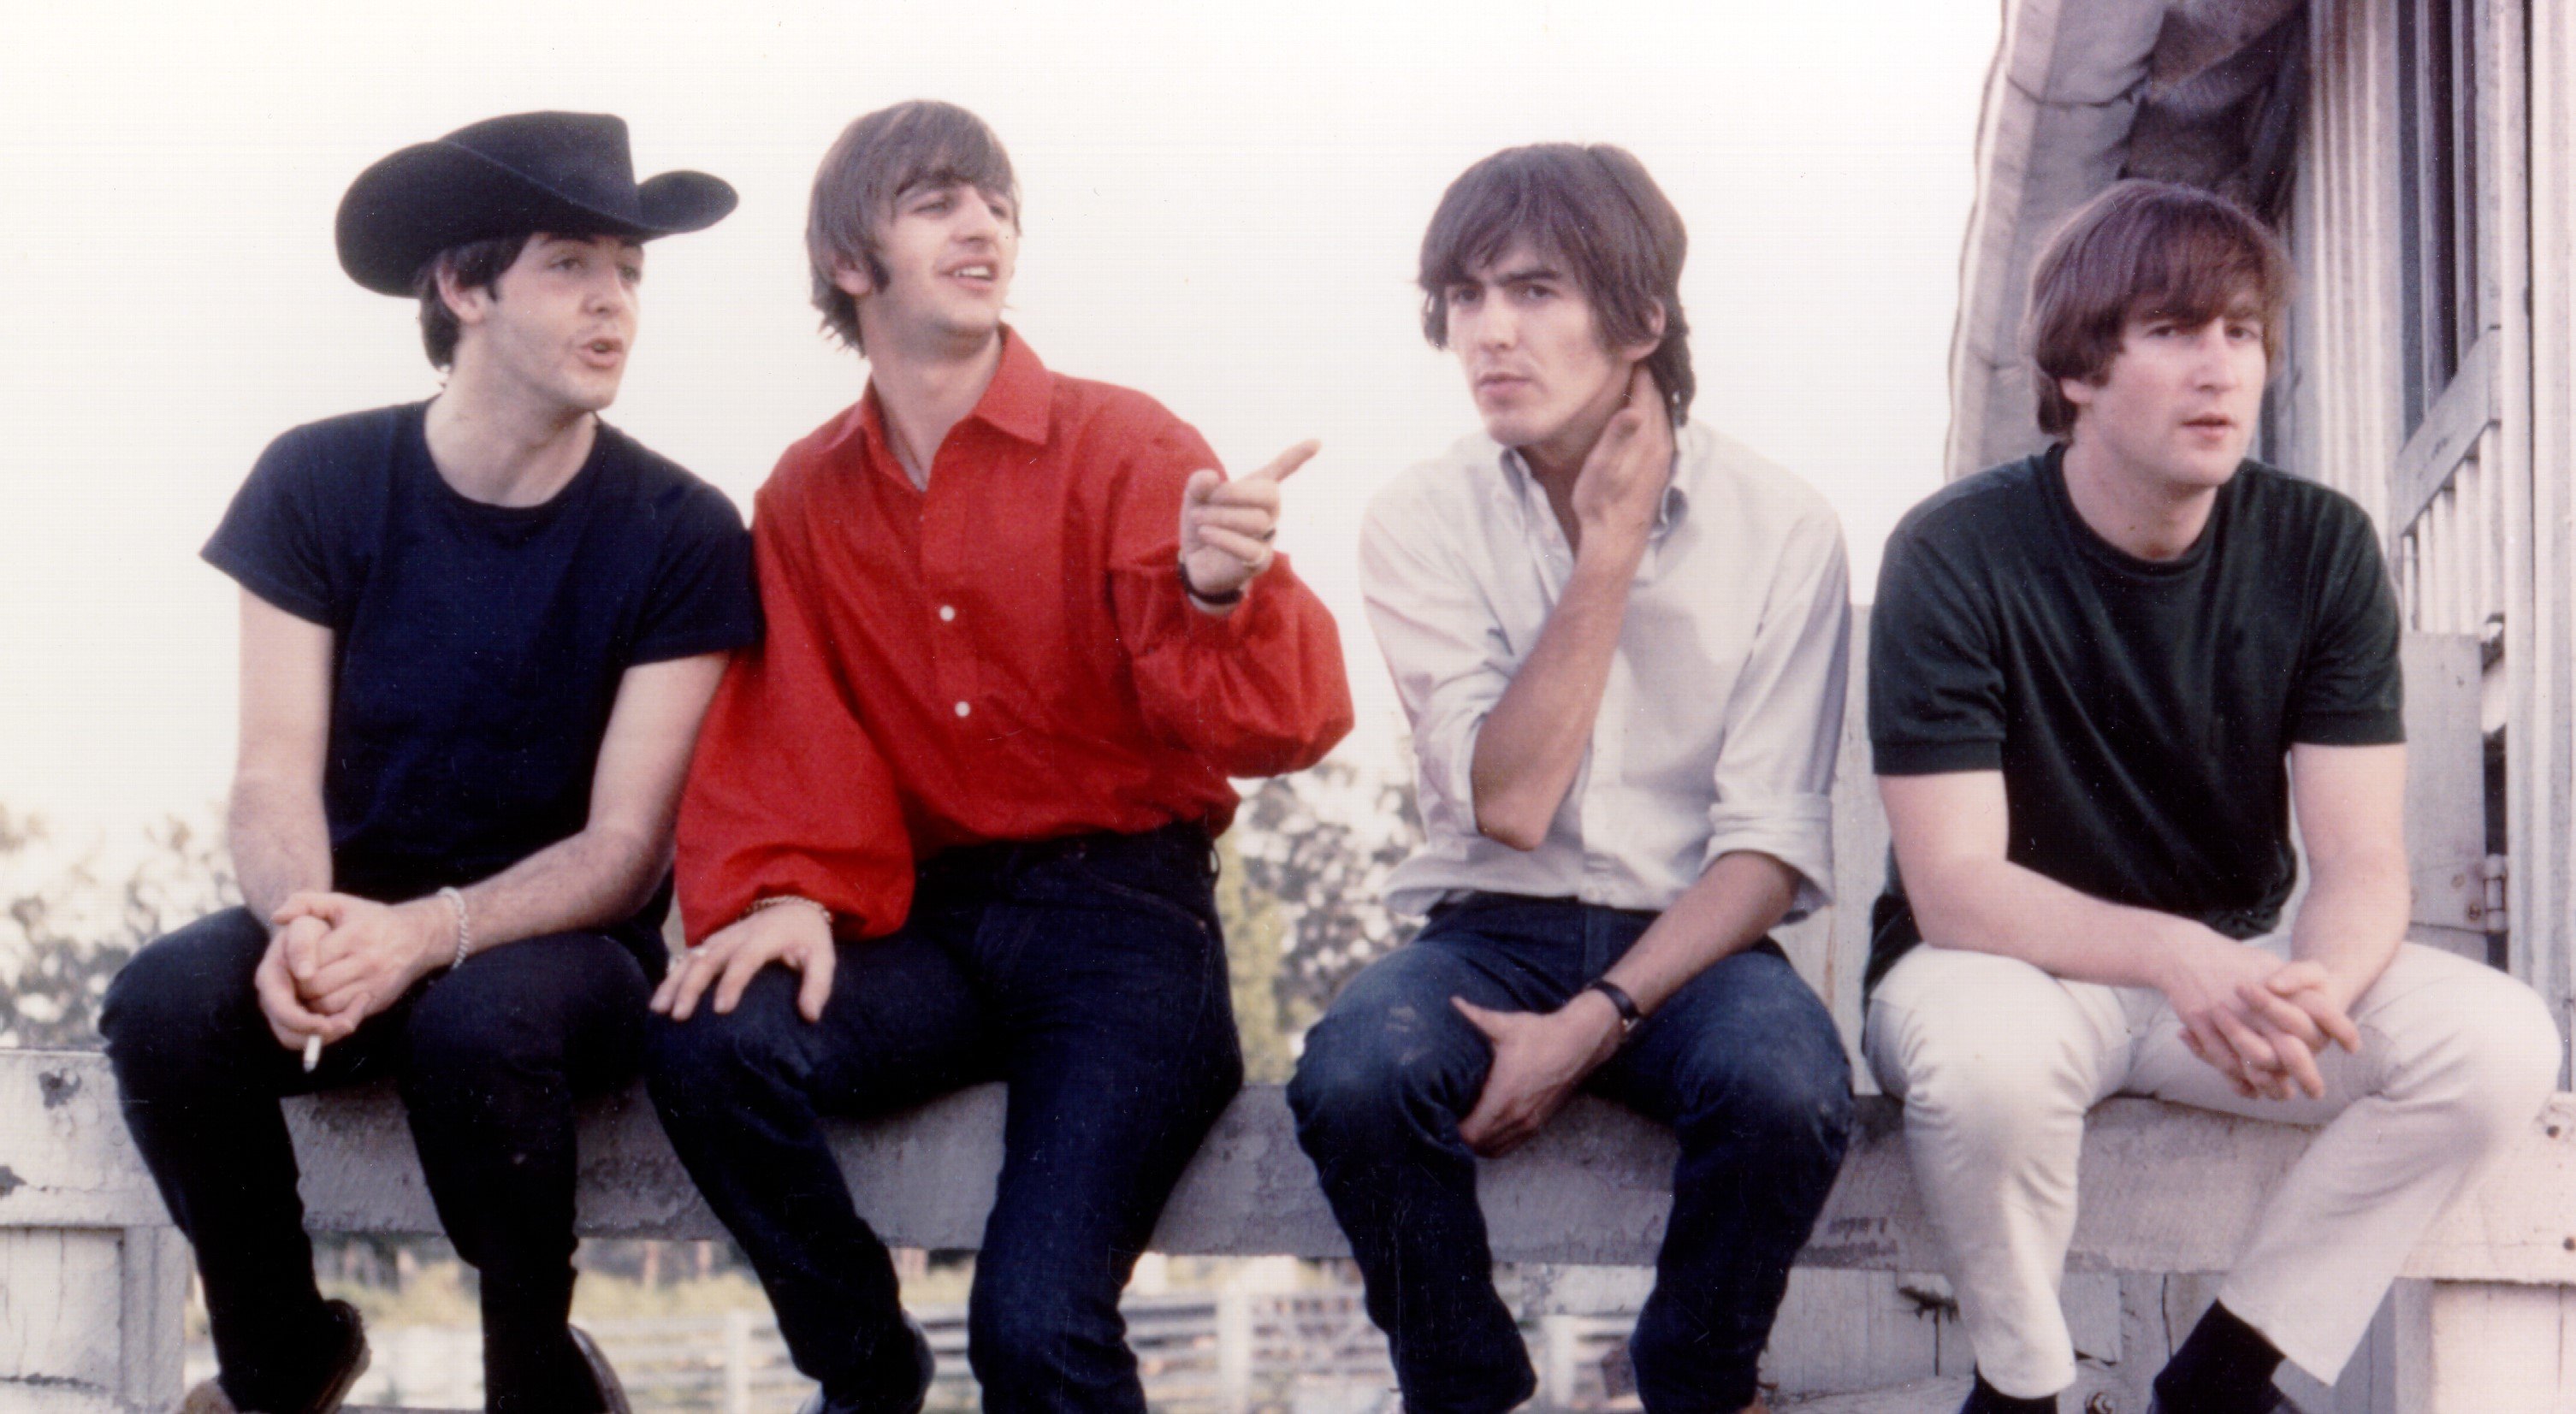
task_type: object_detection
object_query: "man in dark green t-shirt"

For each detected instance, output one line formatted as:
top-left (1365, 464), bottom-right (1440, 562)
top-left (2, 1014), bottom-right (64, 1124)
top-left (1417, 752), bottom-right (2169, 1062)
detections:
top-left (1865, 180), bottom-right (2559, 1414)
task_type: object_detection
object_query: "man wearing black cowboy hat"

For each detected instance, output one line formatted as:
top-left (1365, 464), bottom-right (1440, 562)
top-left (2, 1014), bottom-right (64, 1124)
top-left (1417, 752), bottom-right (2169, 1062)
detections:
top-left (101, 111), bottom-right (759, 1414)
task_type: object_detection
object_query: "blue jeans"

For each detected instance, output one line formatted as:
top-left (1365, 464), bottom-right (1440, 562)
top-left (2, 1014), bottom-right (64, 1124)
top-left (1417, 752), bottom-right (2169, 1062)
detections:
top-left (1288, 895), bottom-right (1854, 1414)
top-left (647, 822), bottom-right (1243, 1414)
top-left (101, 907), bottom-right (651, 1414)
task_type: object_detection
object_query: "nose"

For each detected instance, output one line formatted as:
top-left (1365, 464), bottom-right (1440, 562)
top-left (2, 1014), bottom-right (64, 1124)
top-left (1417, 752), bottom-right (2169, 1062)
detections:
top-left (1467, 299), bottom-right (1515, 351)
top-left (587, 266), bottom-right (634, 317)
top-left (956, 194), bottom-right (1003, 245)
top-left (2190, 324), bottom-right (2240, 385)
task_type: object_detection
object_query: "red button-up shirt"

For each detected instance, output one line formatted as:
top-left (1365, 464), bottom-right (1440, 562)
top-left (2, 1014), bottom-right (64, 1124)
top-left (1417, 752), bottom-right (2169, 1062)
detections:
top-left (675, 332), bottom-right (1353, 943)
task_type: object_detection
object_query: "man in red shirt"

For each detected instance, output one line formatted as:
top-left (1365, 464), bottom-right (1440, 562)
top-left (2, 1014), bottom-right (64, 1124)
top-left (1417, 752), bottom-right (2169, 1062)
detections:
top-left (647, 101), bottom-right (1353, 1414)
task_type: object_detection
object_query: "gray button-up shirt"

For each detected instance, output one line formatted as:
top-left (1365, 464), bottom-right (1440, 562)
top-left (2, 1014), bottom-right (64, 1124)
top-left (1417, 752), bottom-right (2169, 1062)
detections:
top-left (1360, 421), bottom-right (1850, 919)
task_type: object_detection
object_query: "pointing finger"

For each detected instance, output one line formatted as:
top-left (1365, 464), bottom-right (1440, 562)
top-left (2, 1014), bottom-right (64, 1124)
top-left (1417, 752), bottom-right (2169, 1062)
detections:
top-left (1240, 439), bottom-right (1322, 486)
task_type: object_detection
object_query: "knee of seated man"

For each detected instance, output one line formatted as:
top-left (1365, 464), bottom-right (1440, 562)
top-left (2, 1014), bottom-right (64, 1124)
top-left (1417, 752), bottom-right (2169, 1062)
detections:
top-left (1669, 1030), bottom-right (1855, 1160)
top-left (405, 972), bottom-right (582, 1081)
top-left (1288, 1007), bottom-right (1476, 1151)
top-left (644, 973), bottom-right (811, 1109)
top-left (101, 912), bottom-right (264, 1077)
top-left (1874, 991), bottom-right (2093, 1141)
top-left (2384, 966), bottom-right (2564, 1141)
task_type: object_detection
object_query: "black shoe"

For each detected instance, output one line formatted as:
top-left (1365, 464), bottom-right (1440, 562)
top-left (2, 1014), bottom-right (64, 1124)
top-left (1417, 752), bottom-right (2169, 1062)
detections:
top-left (571, 1324), bottom-right (633, 1414)
top-left (796, 1316), bottom-right (936, 1414)
top-left (177, 1299), bottom-right (370, 1414)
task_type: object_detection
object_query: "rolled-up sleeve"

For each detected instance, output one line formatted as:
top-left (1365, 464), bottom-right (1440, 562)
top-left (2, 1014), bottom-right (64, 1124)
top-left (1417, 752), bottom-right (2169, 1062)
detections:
top-left (1703, 504), bottom-right (1851, 920)
top-left (1358, 476), bottom-right (1513, 843)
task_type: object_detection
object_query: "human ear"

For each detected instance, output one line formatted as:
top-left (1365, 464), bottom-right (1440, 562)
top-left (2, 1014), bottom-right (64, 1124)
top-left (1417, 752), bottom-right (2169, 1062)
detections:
top-left (829, 257), bottom-right (876, 300)
top-left (1615, 301), bottom-right (1669, 364)
top-left (435, 263), bottom-right (491, 328)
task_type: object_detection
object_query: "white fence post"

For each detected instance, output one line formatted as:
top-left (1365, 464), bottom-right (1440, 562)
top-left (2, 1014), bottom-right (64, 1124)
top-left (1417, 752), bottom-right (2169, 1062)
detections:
top-left (724, 1308), bottom-right (754, 1414)
top-left (1217, 1288), bottom-right (1252, 1414)
top-left (1539, 1314), bottom-right (1580, 1408)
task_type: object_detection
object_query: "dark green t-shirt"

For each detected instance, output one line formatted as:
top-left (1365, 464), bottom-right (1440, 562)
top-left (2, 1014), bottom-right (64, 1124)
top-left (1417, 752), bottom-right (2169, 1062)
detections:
top-left (1865, 446), bottom-right (2403, 988)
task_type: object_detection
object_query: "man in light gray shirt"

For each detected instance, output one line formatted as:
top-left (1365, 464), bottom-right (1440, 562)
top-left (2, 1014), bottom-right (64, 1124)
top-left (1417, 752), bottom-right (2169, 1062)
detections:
top-left (1288, 143), bottom-right (1855, 1414)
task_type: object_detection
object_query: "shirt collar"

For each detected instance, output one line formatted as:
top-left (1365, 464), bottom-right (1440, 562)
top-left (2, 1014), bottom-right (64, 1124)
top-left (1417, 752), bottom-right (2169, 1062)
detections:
top-left (1494, 430), bottom-right (1692, 534)
top-left (831, 326), bottom-right (1056, 465)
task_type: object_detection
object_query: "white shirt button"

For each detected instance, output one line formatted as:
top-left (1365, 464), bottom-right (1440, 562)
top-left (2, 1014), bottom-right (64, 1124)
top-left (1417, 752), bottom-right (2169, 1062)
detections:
top-left (954, 701), bottom-right (972, 719)
top-left (939, 605), bottom-right (956, 622)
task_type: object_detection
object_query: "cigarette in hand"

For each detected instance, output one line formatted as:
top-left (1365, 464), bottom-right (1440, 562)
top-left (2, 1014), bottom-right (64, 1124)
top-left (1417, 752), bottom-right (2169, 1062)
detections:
top-left (302, 1034), bottom-right (323, 1073)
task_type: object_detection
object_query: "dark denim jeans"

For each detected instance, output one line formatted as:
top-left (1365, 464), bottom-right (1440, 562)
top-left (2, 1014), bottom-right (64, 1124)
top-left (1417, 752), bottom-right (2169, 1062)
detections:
top-left (100, 907), bottom-right (652, 1414)
top-left (647, 822), bottom-right (1243, 1414)
top-left (1288, 894), bottom-right (1854, 1414)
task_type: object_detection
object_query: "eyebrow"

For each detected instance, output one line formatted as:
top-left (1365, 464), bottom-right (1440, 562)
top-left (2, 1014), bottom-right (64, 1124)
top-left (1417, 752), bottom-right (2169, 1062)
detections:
top-left (1464, 264), bottom-right (1564, 287)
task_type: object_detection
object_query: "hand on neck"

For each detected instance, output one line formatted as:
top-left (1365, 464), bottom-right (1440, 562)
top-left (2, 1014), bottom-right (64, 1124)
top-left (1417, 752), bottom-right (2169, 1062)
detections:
top-left (1517, 387), bottom-right (1628, 494)
top-left (423, 357), bottom-right (598, 509)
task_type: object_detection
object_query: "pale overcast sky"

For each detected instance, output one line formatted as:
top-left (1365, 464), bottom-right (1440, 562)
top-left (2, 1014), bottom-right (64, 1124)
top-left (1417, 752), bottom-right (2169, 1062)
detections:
top-left (1, 0), bottom-right (1999, 832)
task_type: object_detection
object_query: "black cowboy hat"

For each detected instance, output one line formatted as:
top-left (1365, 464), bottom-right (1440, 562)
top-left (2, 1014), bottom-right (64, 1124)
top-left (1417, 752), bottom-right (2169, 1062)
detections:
top-left (336, 111), bottom-right (737, 295)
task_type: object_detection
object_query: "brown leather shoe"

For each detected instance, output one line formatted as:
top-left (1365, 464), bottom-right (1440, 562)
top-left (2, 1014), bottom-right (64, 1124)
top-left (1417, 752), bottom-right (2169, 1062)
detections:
top-left (571, 1325), bottom-right (633, 1414)
top-left (175, 1299), bottom-right (369, 1414)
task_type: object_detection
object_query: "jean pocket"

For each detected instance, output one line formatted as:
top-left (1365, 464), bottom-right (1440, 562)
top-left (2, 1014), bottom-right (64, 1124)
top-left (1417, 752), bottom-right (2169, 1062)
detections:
top-left (1078, 862), bottom-right (1217, 939)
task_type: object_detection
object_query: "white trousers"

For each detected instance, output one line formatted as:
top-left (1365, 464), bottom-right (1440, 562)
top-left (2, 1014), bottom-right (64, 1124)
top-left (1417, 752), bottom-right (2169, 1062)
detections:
top-left (1862, 936), bottom-right (2560, 1399)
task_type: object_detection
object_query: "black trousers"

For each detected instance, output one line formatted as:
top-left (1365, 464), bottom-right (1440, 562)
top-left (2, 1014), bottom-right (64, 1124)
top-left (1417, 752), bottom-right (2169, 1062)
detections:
top-left (648, 823), bottom-right (1244, 1414)
top-left (101, 907), bottom-right (650, 1414)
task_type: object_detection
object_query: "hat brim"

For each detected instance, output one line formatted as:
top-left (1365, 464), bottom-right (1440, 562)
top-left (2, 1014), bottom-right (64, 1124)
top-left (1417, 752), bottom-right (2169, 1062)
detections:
top-left (337, 142), bottom-right (737, 295)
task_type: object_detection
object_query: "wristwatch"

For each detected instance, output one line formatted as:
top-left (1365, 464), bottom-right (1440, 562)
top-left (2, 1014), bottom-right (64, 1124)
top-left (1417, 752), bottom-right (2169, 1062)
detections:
top-left (1584, 978), bottom-right (1644, 1043)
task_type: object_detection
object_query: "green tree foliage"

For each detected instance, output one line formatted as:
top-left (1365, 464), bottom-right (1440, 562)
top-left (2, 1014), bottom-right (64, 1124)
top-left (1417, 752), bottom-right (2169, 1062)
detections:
top-left (1214, 835), bottom-right (1294, 1083)
top-left (0, 802), bottom-right (235, 1049)
top-left (1222, 760), bottom-right (1425, 1059)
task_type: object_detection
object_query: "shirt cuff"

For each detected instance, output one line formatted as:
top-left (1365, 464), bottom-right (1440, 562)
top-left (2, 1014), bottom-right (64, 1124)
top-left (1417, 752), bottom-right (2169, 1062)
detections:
top-left (1412, 711), bottom-right (1491, 843)
top-left (1704, 793), bottom-right (1833, 922)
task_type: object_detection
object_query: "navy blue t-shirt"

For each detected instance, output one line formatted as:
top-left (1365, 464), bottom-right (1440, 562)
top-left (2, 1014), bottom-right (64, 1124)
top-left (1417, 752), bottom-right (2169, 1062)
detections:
top-left (203, 403), bottom-right (759, 968)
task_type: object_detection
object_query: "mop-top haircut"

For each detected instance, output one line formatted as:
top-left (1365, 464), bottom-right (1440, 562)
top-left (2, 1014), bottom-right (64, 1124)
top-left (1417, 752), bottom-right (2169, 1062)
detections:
top-left (2026, 179), bottom-right (2294, 438)
top-left (806, 100), bottom-right (1020, 354)
top-left (1418, 142), bottom-right (1695, 425)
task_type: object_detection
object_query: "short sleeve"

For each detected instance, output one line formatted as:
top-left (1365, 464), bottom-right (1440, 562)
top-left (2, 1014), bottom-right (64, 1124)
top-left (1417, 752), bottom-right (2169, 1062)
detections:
top-left (1868, 516), bottom-right (2008, 775)
top-left (631, 483), bottom-right (761, 665)
top-left (2289, 507), bottom-right (2404, 745)
top-left (202, 429), bottom-right (346, 626)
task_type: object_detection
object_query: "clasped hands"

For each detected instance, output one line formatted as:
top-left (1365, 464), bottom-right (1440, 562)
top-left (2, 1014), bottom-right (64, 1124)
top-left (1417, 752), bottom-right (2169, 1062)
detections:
top-left (1178, 440), bottom-right (1320, 609)
top-left (2160, 929), bottom-right (2364, 1102)
top-left (253, 891), bottom-right (456, 1052)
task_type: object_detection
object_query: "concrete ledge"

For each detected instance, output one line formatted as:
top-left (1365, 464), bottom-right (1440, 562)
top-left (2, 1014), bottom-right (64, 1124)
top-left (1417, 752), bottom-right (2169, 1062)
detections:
top-left (7, 1050), bottom-right (2573, 1283)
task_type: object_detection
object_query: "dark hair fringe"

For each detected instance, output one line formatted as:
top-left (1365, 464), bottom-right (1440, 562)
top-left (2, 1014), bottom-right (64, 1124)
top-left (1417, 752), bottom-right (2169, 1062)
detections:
top-left (2025, 180), bottom-right (2294, 437)
top-left (806, 101), bottom-right (1020, 354)
top-left (1417, 143), bottom-right (1694, 424)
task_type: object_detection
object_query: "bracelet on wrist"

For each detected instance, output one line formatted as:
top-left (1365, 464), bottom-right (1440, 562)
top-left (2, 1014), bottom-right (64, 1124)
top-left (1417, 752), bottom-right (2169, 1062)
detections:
top-left (743, 894), bottom-right (831, 928)
top-left (437, 885), bottom-right (473, 971)
top-left (1176, 558), bottom-right (1246, 607)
